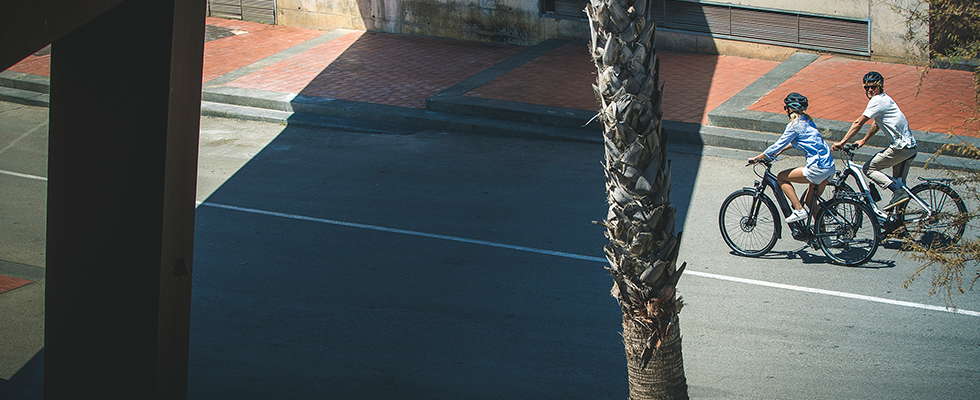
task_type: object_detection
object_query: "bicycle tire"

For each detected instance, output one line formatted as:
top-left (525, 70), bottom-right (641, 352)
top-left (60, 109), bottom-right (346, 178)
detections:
top-left (719, 189), bottom-right (780, 257)
top-left (815, 197), bottom-right (881, 266)
top-left (895, 183), bottom-right (968, 249)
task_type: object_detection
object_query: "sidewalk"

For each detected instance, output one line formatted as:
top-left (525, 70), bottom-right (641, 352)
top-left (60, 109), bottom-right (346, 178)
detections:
top-left (2, 17), bottom-right (978, 169)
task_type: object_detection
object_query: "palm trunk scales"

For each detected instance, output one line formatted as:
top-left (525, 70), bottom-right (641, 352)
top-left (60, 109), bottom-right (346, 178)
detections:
top-left (586, 0), bottom-right (689, 398)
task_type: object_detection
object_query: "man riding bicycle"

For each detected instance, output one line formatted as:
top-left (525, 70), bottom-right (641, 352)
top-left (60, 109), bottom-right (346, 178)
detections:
top-left (832, 71), bottom-right (918, 211)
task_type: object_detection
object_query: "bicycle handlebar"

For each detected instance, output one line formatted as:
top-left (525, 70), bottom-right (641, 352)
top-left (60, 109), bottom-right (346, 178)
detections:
top-left (747, 156), bottom-right (776, 167)
top-left (835, 143), bottom-right (859, 164)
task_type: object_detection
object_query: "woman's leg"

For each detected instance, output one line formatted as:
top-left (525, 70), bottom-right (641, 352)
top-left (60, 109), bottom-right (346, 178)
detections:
top-left (802, 180), bottom-right (828, 216)
top-left (777, 167), bottom-right (811, 210)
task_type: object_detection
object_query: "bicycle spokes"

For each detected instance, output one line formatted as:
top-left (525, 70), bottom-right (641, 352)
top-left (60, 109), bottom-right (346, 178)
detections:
top-left (815, 198), bottom-right (881, 266)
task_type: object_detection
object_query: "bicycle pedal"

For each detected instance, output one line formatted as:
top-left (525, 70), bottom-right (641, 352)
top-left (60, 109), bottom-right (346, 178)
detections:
top-left (790, 228), bottom-right (806, 241)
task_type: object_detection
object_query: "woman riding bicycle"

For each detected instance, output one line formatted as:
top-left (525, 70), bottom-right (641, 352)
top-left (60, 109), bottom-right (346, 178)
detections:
top-left (749, 93), bottom-right (835, 223)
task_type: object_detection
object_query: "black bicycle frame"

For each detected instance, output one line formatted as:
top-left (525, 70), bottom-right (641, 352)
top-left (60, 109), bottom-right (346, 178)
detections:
top-left (753, 165), bottom-right (803, 221)
top-left (751, 162), bottom-right (844, 242)
top-left (745, 165), bottom-right (793, 243)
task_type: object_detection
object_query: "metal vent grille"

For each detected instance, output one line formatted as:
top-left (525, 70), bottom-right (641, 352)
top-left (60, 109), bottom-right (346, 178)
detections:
top-left (208, 0), bottom-right (275, 24)
top-left (731, 8), bottom-right (798, 43)
top-left (651, 0), bottom-right (870, 56)
top-left (550, 0), bottom-right (587, 18)
top-left (210, 0), bottom-right (243, 20)
top-left (799, 15), bottom-right (870, 53)
top-left (665, 0), bottom-right (729, 34)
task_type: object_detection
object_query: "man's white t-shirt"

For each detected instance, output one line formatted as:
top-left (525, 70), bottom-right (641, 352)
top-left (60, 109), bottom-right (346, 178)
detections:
top-left (863, 93), bottom-right (916, 149)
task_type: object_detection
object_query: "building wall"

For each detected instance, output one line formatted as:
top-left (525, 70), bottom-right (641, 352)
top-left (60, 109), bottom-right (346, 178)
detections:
top-left (706, 0), bottom-right (928, 63)
top-left (277, 0), bottom-right (589, 45)
top-left (275, 0), bottom-right (928, 63)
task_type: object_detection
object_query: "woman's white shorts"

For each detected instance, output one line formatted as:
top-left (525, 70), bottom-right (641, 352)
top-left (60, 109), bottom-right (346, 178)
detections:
top-left (803, 165), bottom-right (835, 185)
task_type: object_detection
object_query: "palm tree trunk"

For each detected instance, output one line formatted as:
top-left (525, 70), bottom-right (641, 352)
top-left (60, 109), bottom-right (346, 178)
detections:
top-left (586, 0), bottom-right (688, 398)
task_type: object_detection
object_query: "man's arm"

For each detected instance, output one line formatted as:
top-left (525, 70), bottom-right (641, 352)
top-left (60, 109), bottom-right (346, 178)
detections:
top-left (833, 114), bottom-right (872, 150)
top-left (855, 119), bottom-right (879, 147)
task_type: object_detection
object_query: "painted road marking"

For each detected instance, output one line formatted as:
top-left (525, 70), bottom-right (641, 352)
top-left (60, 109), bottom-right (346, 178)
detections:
top-left (0, 121), bottom-right (46, 156)
top-left (201, 201), bottom-right (980, 318)
top-left (0, 121), bottom-right (47, 182)
top-left (0, 169), bottom-right (46, 181)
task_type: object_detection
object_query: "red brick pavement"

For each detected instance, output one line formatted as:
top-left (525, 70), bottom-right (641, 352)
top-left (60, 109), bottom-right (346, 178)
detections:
top-left (0, 274), bottom-right (33, 295)
top-left (203, 17), bottom-right (325, 83)
top-left (7, 53), bottom-right (49, 77)
top-left (3, 18), bottom-right (327, 83)
top-left (465, 42), bottom-right (599, 111)
top-left (228, 31), bottom-right (525, 109)
top-left (467, 46), bottom-right (780, 125)
top-left (226, 30), bottom-right (365, 93)
top-left (659, 52), bottom-right (779, 125)
top-left (750, 55), bottom-right (980, 137)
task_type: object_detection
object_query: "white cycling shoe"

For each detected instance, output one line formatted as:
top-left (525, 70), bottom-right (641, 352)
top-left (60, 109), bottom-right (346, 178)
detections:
top-left (785, 208), bottom-right (808, 223)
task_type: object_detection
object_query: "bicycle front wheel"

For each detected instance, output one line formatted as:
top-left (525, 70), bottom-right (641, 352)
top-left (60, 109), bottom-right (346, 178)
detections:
top-left (896, 183), bottom-right (968, 249)
top-left (816, 197), bottom-right (881, 266)
top-left (719, 189), bottom-right (779, 257)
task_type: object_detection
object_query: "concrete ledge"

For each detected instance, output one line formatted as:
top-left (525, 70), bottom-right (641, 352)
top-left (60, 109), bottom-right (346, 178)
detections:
top-left (5, 53), bottom-right (978, 172)
top-left (0, 86), bottom-right (49, 107)
top-left (202, 83), bottom-right (980, 172)
top-left (203, 86), bottom-right (298, 112)
top-left (201, 101), bottom-right (293, 123)
top-left (202, 98), bottom-right (603, 143)
top-left (0, 71), bottom-right (50, 94)
top-left (427, 93), bottom-right (599, 130)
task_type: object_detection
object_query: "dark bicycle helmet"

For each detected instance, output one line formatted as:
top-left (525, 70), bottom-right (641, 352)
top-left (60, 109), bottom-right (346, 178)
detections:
top-left (863, 71), bottom-right (884, 86)
top-left (783, 92), bottom-right (808, 112)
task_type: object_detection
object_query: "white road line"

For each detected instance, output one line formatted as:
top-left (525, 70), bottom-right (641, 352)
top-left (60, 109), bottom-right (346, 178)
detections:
top-left (683, 270), bottom-right (980, 317)
top-left (200, 201), bottom-right (980, 318)
top-left (0, 121), bottom-right (46, 155)
top-left (0, 169), bottom-right (46, 181)
top-left (0, 121), bottom-right (47, 182)
top-left (202, 202), bottom-right (600, 261)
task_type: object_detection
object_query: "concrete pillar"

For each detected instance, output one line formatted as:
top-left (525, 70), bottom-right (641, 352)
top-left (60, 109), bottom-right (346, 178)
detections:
top-left (44, 0), bottom-right (204, 398)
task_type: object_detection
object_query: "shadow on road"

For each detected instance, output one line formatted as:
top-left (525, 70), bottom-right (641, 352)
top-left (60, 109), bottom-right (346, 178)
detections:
top-left (188, 22), bottom-right (716, 400)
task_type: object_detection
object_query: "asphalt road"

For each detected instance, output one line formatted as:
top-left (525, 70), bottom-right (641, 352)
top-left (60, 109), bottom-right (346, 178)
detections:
top-left (1, 101), bottom-right (978, 399)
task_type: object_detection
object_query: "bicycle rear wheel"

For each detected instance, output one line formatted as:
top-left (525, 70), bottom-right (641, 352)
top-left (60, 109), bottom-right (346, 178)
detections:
top-left (816, 197), bottom-right (881, 266)
top-left (719, 189), bottom-right (779, 257)
top-left (896, 183), bottom-right (968, 249)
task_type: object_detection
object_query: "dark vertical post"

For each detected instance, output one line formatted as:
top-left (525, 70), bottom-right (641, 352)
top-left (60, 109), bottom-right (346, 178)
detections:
top-left (44, 0), bottom-right (204, 398)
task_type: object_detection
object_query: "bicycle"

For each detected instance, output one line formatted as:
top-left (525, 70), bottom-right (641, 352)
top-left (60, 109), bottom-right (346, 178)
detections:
top-left (824, 144), bottom-right (967, 249)
top-left (719, 156), bottom-right (881, 266)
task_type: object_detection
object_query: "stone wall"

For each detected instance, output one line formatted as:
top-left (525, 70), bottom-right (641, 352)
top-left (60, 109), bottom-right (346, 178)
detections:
top-left (276, 0), bottom-right (589, 45)
top-left (275, 0), bottom-right (929, 63)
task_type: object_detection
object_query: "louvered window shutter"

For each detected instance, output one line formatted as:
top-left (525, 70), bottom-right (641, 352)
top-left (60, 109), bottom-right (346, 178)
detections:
top-left (209, 0), bottom-right (276, 24)
top-left (650, 0), bottom-right (870, 56)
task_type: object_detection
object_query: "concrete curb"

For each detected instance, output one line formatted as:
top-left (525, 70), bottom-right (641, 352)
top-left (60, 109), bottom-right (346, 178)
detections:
top-left (3, 42), bottom-right (978, 172)
top-left (200, 89), bottom-right (602, 144)
top-left (0, 86), bottom-right (48, 107)
top-left (0, 71), bottom-right (49, 94)
top-left (0, 71), bottom-right (50, 107)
